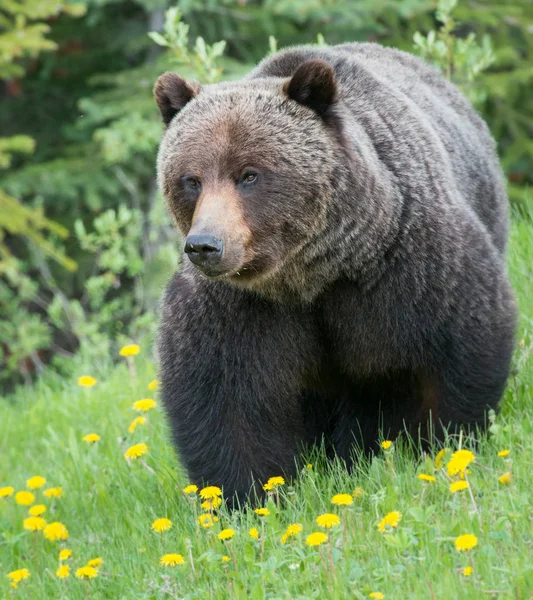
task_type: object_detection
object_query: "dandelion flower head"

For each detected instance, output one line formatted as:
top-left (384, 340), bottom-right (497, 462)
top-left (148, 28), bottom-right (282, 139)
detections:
top-left (86, 557), bottom-right (103, 568)
top-left (447, 449), bottom-right (476, 476)
top-left (455, 533), bottom-right (478, 552)
top-left (75, 566), bottom-right (98, 579)
top-left (43, 521), bottom-right (69, 541)
top-left (183, 484), bottom-right (198, 495)
top-left (332, 493), bottom-right (353, 505)
top-left (221, 555), bottom-right (231, 564)
top-left (306, 532), bottom-right (328, 546)
top-left (132, 399), bottom-right (156, 413)
top-left (44, 487), bottom-right (63, 498)
top-left (198, 513), bottom-right (217, 528)
top-left (59, 549), bottom-right (72, 561)
top-left (160, 553), bottom-right (184, 566)
top-left (369, 594), bottom-right (385, 600)
top-left (316, 513), bottom-right (340, 528)
top-left (381, 440), bottom-right (392, 450)
top-left (254, 508), bottom-right (270, 516)
top-left (0, 486), bottom-right (14, 498)
top-left (8, 569), bottom-right (30, 584)
top-left (199, 486), bottom-right (222, 500)
top-left (15, 491), bottom-right (34, 506)
top-left (462, 566), bottom-right (473, 576)
top-left (201, 497), bottom-right (222, 510)
top-left (450, 481), bottom-right (469, 493)
top-left (128, 416), bottom-right (146, 433)
top-left (497, 449), bottom-right (510, 458)
top-left (56, 565), bottom-right (70, 579)
top-left (218, 528), bottom-right (235, 541)
top-left (434, 447), bottom-right (450, 469)
top-left (119, 344), bottom-right (140, 357)
top-left (78, 375), bottom-right (96, 388)
top-left (82, 433), bottom-right (100, 443)
top-left (26, 476), bottom-right (46, 489)
top-left (124, 442), bottom-right (148, 460)
top-left (152, 518), bottom-right (172, 533)
top-left (148, 379), bottom-right (159, 390)
top-left (249, 527), bottom-right (259, 539)
top-left (29, 504), bottom-right (46, 516)
top-left (498, 472), bottom-right (511, 485)
top-left (23, 516), bottom-right (46, 531)
top-left (378, 511), bottom-right (402, 533)
top-left (418, 474), bottom-right (436, 483)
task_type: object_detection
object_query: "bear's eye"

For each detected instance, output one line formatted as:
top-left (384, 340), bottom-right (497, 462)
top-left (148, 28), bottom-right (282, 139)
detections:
top-left (241, 172), bottom-right (258, 185)
top-left (183, 175), bottom-right (200, 190)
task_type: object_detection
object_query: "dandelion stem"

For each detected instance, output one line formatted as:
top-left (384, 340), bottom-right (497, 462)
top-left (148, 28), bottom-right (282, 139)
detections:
top-left (126, 356), bottom-right (137, 379)
top-left (326, 538), bottom-right (338, 585)
top-left (341, 512), bottom-right (347, 546)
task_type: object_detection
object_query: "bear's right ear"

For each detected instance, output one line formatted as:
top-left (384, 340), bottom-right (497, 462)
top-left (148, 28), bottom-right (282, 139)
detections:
top-left (154, 72), bottom-right (200, 126)
top-left (285, 59), bottom-right (337, 116)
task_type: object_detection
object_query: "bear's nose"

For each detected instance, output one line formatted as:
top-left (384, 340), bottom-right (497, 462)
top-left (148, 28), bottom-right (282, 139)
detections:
top-left (184, 234), bottom-right (223, 269)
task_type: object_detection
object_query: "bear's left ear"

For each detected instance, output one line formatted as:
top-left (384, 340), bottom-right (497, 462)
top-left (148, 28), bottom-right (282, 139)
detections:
top-left (285, 59), bottom-right (337, 116)
top-left (154, 72), bottom-right (201, 126)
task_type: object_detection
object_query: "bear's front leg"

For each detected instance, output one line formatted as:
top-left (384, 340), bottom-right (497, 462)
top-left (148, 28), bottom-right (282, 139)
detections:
top-left (158, 270), bottom-right (321, 504)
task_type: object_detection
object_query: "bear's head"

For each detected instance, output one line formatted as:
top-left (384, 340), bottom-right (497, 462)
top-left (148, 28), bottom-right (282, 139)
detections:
top-left (155, 60), bottom-right (363, 301)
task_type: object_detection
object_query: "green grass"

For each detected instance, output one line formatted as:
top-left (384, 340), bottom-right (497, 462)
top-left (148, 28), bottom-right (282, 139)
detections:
top-left (1, 215), bottom-right (532, 600)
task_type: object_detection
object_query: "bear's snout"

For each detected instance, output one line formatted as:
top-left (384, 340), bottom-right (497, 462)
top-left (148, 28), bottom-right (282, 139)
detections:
top-left (184, 234), bottom-right (224, 274)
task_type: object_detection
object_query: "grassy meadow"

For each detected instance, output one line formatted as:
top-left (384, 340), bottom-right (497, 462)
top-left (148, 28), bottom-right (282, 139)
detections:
top-left (1, 212), bottom-right (532, 600)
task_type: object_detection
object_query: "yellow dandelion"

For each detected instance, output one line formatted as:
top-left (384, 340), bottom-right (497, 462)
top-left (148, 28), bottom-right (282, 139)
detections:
top-left (119, 344), bottom-right (140, 357)
top-left (201, 497), bottom-right (222, 510)
top-left (254, 508), bottom-right (270, 516)
top-left (43, 487), bottom-right (63, 498)
top-left (29, 504), bottom-right (46, 516)
top-left (59, 549), bottom-right (72, 561)
top-left (434, 448), bottom-right (450, 470)
top-left (86, 557), bottom-right (103, 568)
top-left (498, 472), bottom-right (511, 485)
top-left (331, 493), bottom-right (353, 506)
top-left (369, 594), bottom-right (385, 600)
top-left (26, 475), bottom-right (46, 489)
top-left (455, 534), bottom-right (478, 552)
top-left (353, 487), bottom-right (364, 498)
top-left (75, 566), bottom-right (98, 579)
top-left (152, 518), bottom-right (172, 533)
top-left (316, 513), bottom-right (340, 528)
top-left (378, 511), bottom-right (402, 533)
top-left (281, 523), bottom-right (303, 543)
top-left (0, 486), bottom-right (14, 498)
top-left (417, 474), bottom-right (436, 483)
top-left (160, 553), bottom-right (184, 566)
top-left (43, 521), bottom-right (69, 541)
top-left (23, 516), bottom-right (46, 531)
top-left (148, 379), bottom-right (159, 390)
top-left (7, 568), bottom-right (30, 584)
top-left (221, 555), bottom-right (231, 564)
top-left (132, 398), bottom-right (156, 412)
top-left (249, 527), bottom-right (259, 539)
top-left (447, 449), bottom-right (476, 476)
top-left (462, 566), bottom-right (473, 576)
top-left (128, 416), bottom-right (146, 434)
top-left (266, 476), bottom-right (285, 487)
top-left (218, 528), bottom-right (235, 541)
top-left (450, 481), bottom-right (469, 494)
top-left (381, 440), bottom-right (392, 450)
top-left (78, 375), bottom-right (97, 388)
top-left (124, 442), bottom-right (148, 460)
top-left (306, 463), bottom-right (313, 469)
top-left (497, 449), bottom-right (510, 458)
top-left (306, 532), bottom-right (328, 547)
top-left (82, 433), bottom-right (100, 443)
top-left (183, 484), bottom-right (198, 495)
top-left (56, 565), bottom-right (70, 579)
top-left (199, 486), bottom-right (222, 500)
top-left (198, 513), bottom-right (217, 528)
top-left (15, 491), bottom-right (35, 506)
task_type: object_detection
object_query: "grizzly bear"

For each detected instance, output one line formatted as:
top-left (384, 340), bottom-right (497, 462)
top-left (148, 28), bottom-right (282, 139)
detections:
top-left (154, 43), bottom-right (516, 503)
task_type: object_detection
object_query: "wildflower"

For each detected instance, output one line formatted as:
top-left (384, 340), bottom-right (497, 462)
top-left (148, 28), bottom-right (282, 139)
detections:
top-left (160, 553), bottom-right (184, 566)
top-left (306, 463), bottom-right (313, 469)
top-left (27, 476), bottom-right (46, 489)
top-left (450, 481), bottom-right (469, 494)
top-left (455, 534), bottom-right (478, 552)
top-left (353, 487), bottom-right (364, 498)
top-left (148, 379), bottom-right (159, 390)
top-left (128, 416), bottom-right (146, 433)
top-left (59, 549), bottom-right (72, 561)
top-left (78, 375), bottom-right (97, 388)
top-left (264, 475), bottom-right (285, 491)
top-left (306, 532), bottom-right (328, 547)
top-left (378, 511), bottom-right (402, 533)
top-left (29, 504), bottom-right (46, 516)
top-left (218, 528), bottom-right (235, 541)
top-left (132, 399), bottom-right (156, 413)
top-left (75, 566), bottom-right (98, 579)
top-left (435, 448), bottom-right (450, 470)
top-left (56, 565), bottom-right (70, 579)
top-left (23, 516), bottom-right (46, 531)
top-left (0, 486), bottom-right (14, 498)
top-left (152, 518), bottom-right (172, 533)
top-left (462, 566), bottom-right (473, 576)
top-left (201, 497), bottom-right (222, 510)
top-left (44, 487), bottom-right (63, 498)
top-left (417, 474), bottom-right (436, 483)
top-left (381, 440), bottom-right (392, 450)
top-left (183, 484), bottom-right (198, 495)
top-left (331, 493), bottom-right (353, 506)
top-left (82, 433), bottom-right (100, 443)
top-left (120, 344), bottom-right (140, 357)
top-left (281, 523), bottom-right (303, 543)
top-left (316, 513), bottom-right (340, 528)
top-left (199, 486), bottom-right (222, 500)
top-left (369, 594), bottom-right (385, 600)
top-left (249, 527), bottom-right (259, 539)
top-left (15, 491), bottom-right (35, 506)
top-left (254, 508), bottom-right (270, 516)
top-left (221, 555), bottom-right (231, 564)
top-left (498, 472), bottom-right (511, 485)
top-left (447, 449), bottom-right (476, 476)
top-left (124, 442), bottom-right (148, 460)
top-left (498, 449), bottom-right (510, 458)
top-left (198, 513), bottom-right (218, 528)
top-left (7, 569), bottom-right (30, 584)
top-left (86, 558), bottom-right (103, 568)
top-left (43, 521), bottom-right (69, 541)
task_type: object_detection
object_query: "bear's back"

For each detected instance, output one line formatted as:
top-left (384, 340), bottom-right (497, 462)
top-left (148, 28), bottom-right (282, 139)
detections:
top-left (250, 43), bottom-right (508, 254)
